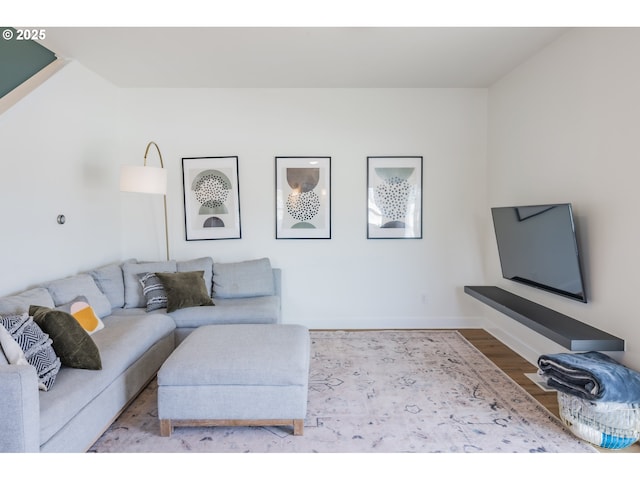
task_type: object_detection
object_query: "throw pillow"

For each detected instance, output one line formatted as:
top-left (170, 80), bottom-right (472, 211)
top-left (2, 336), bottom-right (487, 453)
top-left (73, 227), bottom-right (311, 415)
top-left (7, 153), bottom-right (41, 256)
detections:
top-left (0, 339), bottom-right (7, 365)
top-left (57, 296), bottom-right (105, 335)
top-left (137, 272), bottom-right (167, 312)
top-left (0, 324), bottom-right (28, 366)
top-left (122, 261), bottom-right (177, 308)
top-left (29, 305), bottom-right (102, 370)
top-left (155, 271), bottom-right (214, 313)
top-left (177, 257), bottom-right (214, 297)
top-left (0, 313), bottom-right (61, 391)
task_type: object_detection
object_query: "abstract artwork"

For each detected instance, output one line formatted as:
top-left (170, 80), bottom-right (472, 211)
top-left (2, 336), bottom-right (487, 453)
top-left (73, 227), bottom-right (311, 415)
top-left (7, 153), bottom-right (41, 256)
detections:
top-left (367, 156), bottom-right (422, 239)
top-left (182, 156), bottom-right (241, 240)
top-left (275, 156), bottom-right (331, 239)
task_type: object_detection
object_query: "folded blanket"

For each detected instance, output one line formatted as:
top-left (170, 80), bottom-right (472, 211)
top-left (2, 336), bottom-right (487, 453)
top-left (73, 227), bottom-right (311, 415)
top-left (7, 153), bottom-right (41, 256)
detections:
top-left (537, 351), bottom-right (640, 404)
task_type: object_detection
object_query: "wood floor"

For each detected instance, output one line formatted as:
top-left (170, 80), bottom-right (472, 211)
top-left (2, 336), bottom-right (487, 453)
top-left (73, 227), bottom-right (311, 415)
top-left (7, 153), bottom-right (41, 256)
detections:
top-left (460, 328), bottom-right (640, 453)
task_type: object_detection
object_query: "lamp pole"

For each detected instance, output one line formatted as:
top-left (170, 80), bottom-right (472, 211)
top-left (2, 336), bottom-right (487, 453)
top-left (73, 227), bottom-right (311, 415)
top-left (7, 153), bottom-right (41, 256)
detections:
top-left (143, 141), bottom-right (170, 261)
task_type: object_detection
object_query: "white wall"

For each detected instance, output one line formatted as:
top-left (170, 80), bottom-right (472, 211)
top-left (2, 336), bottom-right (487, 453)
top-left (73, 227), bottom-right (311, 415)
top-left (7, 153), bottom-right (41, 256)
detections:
top-left (0, 60), bottom-right (121, 296)
top-left (4, 28), bottom-right (639, 369)
top-left (119, 88), bottom-right (488, 329)
top-left (486, 28), bottom-right (640, 370)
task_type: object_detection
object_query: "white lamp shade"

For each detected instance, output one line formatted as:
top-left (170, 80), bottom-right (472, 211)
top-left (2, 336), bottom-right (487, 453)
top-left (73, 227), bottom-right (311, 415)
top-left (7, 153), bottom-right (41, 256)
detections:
top-left (120, 165), bottom-right (167, 195)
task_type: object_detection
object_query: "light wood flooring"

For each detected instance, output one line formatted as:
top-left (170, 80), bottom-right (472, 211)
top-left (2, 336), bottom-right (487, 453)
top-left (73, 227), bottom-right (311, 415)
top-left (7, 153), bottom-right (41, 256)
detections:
top-left (460, 328), bottom-right (640, 453)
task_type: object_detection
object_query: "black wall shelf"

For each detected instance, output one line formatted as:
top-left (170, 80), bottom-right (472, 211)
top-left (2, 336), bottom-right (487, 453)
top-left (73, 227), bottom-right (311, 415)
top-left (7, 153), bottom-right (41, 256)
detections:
top-left (464, 286), bottom-right (624, 351)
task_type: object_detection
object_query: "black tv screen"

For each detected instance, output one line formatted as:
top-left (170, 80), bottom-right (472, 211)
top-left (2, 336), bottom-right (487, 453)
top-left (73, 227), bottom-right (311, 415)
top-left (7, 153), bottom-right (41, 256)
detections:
top-left (491, 203), bottom-right (587, 303)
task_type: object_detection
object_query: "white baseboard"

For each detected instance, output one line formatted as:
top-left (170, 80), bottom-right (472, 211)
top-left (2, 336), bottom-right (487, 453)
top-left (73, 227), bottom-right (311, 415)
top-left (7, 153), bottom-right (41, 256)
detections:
top-left (295, 316), bottom-right (485, 330)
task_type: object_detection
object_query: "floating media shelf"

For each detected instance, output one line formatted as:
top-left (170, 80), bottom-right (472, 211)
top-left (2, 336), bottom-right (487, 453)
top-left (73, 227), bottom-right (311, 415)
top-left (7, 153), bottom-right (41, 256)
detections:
top-left (464, 286), bottom-right (624, 351)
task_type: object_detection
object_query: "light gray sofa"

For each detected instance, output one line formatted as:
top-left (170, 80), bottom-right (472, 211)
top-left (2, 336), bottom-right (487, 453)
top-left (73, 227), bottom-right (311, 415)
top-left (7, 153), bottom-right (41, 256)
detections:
top-left (0, 256), bottom-right (281, 453)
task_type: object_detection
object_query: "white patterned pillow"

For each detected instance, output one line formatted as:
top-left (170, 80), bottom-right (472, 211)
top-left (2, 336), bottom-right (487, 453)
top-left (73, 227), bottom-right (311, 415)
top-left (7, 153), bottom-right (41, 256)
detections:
top-left (0, 313), bottom-right (61, 391)
top-left (137, 273), bottom-right (167, 312)
top-left (0, 324), bottom-right (27, 366)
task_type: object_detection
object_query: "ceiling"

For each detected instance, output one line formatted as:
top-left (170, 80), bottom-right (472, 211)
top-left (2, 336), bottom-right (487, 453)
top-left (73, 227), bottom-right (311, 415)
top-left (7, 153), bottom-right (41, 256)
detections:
top-left (39, 27), bottom-right (570, 88)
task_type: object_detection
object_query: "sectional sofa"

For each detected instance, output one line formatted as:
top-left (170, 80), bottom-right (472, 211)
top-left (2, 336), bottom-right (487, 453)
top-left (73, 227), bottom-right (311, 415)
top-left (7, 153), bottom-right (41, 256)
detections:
top-left (0, 256), bottom-right (281, 453)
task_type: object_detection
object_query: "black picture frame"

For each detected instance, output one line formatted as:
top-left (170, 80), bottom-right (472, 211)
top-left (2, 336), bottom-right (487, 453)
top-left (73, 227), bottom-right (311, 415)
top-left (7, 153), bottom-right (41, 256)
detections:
top-left (275, 156), bottom-right (331, 239)
top-left (367, 156), bottom-right (423, 239)
top-left (182, 156), bottom-right (241, 240)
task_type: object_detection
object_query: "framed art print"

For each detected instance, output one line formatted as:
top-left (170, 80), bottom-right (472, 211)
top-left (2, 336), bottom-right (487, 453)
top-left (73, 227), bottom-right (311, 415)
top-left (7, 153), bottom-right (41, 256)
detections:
top-left (275, 156), bottom-right (331, 239)
top-left (367, 156), bottom-right (423, 239)
top-left (182, 156), bottom-right (241, 240)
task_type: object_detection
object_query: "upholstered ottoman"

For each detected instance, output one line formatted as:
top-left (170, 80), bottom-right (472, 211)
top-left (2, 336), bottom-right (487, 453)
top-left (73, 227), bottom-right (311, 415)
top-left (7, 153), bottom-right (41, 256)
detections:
top-left (157, 323), bottom-right (310, 436)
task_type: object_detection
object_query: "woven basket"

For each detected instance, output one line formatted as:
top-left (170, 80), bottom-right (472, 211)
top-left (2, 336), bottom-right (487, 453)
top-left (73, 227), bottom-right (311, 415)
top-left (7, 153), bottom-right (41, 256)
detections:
top-left (558, 392), bottom-right (640, 449)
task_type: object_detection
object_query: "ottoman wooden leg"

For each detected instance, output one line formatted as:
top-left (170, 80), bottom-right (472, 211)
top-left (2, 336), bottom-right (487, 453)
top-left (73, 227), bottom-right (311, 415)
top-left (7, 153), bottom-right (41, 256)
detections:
top-left (160, 419), bottom-right (173, 437)
top-left (293, 419), bottom-right (304, 436)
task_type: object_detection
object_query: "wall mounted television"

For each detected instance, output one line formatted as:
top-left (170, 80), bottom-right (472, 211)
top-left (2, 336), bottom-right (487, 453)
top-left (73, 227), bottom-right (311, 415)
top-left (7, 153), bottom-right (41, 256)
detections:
top-left (491, 203), bottom-right (587, 303)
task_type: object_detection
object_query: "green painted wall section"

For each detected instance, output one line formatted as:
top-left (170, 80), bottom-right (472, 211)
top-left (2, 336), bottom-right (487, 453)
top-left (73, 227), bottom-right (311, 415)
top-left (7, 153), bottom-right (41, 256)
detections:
top-left (0, 27), bottom-right (57, 97)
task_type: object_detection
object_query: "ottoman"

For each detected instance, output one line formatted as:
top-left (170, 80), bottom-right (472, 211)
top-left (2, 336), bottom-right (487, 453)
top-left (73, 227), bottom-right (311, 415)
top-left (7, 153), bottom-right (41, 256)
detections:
top-left (157, 323), bottom-right (310, 436)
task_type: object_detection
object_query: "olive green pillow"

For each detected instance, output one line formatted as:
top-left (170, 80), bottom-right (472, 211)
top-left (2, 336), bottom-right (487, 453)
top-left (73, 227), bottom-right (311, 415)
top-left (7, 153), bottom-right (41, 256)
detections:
top-left (155, 271), bottom-right (214, 313)
top-left (29, 305), bottom-right (102, 370)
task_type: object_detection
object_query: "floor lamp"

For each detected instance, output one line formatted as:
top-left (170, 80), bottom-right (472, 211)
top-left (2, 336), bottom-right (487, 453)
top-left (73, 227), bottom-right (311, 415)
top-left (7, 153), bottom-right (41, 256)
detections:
top-left (120, 141), bottom-right (170, 261)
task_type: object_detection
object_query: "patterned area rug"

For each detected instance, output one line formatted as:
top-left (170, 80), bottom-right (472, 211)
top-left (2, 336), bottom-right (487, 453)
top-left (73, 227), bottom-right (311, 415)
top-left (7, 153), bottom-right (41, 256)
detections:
top-left (90, 330), bottom-right (596, 453)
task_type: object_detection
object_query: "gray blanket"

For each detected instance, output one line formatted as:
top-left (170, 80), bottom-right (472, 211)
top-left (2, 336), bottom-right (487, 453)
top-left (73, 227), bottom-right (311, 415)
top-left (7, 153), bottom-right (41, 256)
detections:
top-left (538, 351), bottom-right (640, 404)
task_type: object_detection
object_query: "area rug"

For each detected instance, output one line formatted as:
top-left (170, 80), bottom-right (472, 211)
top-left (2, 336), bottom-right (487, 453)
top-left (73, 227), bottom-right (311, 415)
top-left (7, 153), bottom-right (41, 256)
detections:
top-left (89, 330), bottom-right (596, 453)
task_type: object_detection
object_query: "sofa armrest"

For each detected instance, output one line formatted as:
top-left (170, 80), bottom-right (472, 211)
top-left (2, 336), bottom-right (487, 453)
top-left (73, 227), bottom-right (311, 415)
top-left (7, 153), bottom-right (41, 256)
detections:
top-left (0, 364), bottom-right (40, 452)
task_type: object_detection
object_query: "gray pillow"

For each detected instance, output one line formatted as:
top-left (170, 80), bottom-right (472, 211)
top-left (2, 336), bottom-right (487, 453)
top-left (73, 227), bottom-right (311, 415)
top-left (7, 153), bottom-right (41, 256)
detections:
top-left (177, 257), bottom-right (213, 296)
top-left (213, 258), bottom-right (275, 299)
top-left (0, 313), bottom-right (61, 391)
top-left (29, 305), bottom-right (102, 370)
top-left (42, 274), bottom-right (112, 318)
top-left (0, 288), bottom-right (55, 317)
top-left (122, 261), bottom-right (177, 308)
top-left (155, 271), bottom-right (214, 313)
top-left (87, 259), bottom-right (135, 309)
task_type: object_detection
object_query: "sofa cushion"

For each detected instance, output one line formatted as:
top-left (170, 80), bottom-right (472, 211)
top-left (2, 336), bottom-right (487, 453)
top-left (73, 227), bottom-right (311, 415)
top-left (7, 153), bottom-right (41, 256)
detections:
top-left (0, 288), bottom-right (55, 316)
top-left (29, 306), bottom-right (102, 370)
top-left (122, 261), bottom-right (177, 308)
top-left (177, 257), bottom-right (213, 296)
top-left (155, 271), bottom-right (214, 313)
top-left (0, 313), bottom-right (61, 391)
top-left (57, 296), bottom-right (105, 335)
top-left (213, 258), bottom-right (275, 299)
top-left (87, 259), bottom-right (135, 309)
top-left (169, 295), bottom-right (280, 328)
top-left (42, 274), bottom-right (112, 319)
top-left (38, 311), bottom-right (175, 446)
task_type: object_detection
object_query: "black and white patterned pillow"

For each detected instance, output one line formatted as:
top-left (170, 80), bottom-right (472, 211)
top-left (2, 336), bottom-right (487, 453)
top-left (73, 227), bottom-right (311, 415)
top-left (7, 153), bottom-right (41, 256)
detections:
top-left (0, 313), bottom-right (61, 391)
top-left (137, 272), bottom-right (167, 312)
